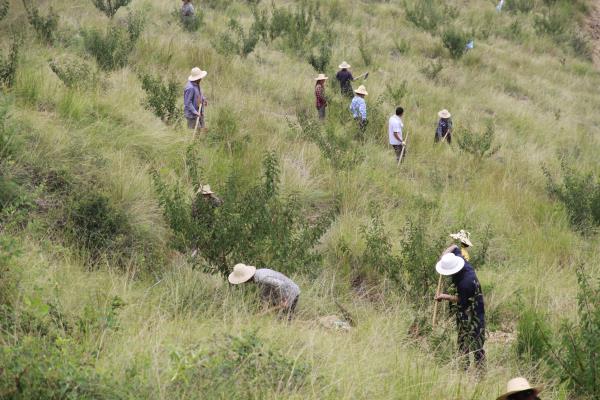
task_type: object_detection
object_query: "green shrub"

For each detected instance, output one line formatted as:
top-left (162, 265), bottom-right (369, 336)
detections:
top-left (547, 266), bottom-right (600, 398)
top-left (291, 110), bottom-right (364, 170)
top-left (404, 0), bottom-right (457, 34)
top-left (570, 29), bottom-right (592, 60)
top-left (0, 337), bottom-right (121, 399)
top-left (386, 80), bottom-right (408, 106)
top-left (307, 34), bottom-right (332, 72)
top-left (420, 59), bottom-right (444, 81)
top-left (213, 17), bottom-right (261, 58)
top-left (515, 306), bottom-right (551, 362)
top-left (504, 0), bottom-right (535, 13)
top-left (91, 0), bottom-right (132, 18)
top-left (533, 8), bottom-right (569, 38)
top-left (359, 204), bottom-right (402, 280)
top-left (82, 13), bottom-right (143, 71)
top-left (168, 331), bottom-right (311, 398)
top-left (0, 0), bottom-right (8, 21)
top-left (49, 54), bottom-right (97, 89)
top-left (457, 121), bottom-right (500, 159)
top-left (153, 151), bottom-right (337, 277)
top-left (139, 73), bottom-right (181, 125)
top-left (544, 161), bottom-right (600, 233)
top-left (208, 106), bottom-right (247, 153)
top-left (22, 0), bottom-right (59, 45)
top-left (442, 26), bottom-right (469, 59)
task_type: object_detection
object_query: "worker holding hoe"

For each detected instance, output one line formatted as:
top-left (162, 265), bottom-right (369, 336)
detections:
top-left (228, 263), bottom-right (300, 320)
top-left (336, 61), bottom-right (355, 97)
top-left (183, 67), bottom-right (208, 131)
top-left (434, 245), bottom-right (486, 370)
top-left (435, 109), bottom-right (453, 144)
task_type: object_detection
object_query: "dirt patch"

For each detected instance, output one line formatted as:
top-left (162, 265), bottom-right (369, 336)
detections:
top-left (586, 0), bottom-right (600, 67)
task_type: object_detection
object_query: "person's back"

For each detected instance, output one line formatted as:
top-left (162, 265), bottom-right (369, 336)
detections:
top-left (350, 96), bottom-right (366, 120)
top-left (336, 69), bottom-right (354, 97)
top-left (253, 268), bottom-right (300, 307)
top-left (181, 1), bottom-right (195, 17)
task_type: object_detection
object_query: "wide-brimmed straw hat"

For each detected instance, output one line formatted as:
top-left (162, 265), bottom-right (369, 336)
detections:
top-left (438, 109), bottom-right (451, 118)
top-left (436, 253), bottom-right (465, 276)
top-left (450, 230), bottom-right (473, 247)
top-left (354, 85), bottom-right (368, 96)
top-left (338, 61), bottom-right (351, 69)
top-left (188, 67), bottom-right (207, 81)
top-left (197, 184), bottom-right (213, 195)
top-left (315, 73), bottom-right (329, 81)
top-left (496, 378), bottom-right (543, 400)
top-left (228, 263), bottom-right (257, 284)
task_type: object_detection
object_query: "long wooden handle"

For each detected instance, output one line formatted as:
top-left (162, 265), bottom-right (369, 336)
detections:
top-left (432, 274), bottom-right (443, 327)
top-left (397, 131), bottom-right (408, 167)
top-left (192, 116), bottom-right (200, 140)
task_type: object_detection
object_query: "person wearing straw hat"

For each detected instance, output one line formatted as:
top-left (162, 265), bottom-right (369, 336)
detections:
top-left (449, 229), bottom-right (473, 261)
top-left (350, 85), bottom-right (368, 133)
top-left (191, 184), bottom-right (222, 231)
top-left (314, 74), bottom-right (328, 120)
top-left (435, 109), bottom-right (453, 144)
top-left (388, 106), bottom-right (406, 162)
top-left (196, 184), bottom-right (223, 209)
top-left (228, 263), bottom-right (301, 320)
top-left (497, 377), bottom-right (543, 400)
top-left (336, 61), bottom-right (355, 98)
top-left (183, 67), bottom-right (208, 130)
top-left (434, 250), bottom-right (486, 370)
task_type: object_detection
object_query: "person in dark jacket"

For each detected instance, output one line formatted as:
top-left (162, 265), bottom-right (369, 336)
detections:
top-left (435, 109), bottom-right (453, 144)
top-left (336, 61), bottom-right (355, 98)
top-left (434, 248), bottom-right (485, 370)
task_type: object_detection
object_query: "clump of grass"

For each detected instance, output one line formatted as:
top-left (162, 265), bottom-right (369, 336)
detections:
top-left (22, 0), bottom-right (59, 45)
top-left (386, 80), bottom-right (408, 105)
top-left (515, 305), bottom-right (551, 363)
top-left (404, 0), bottom-right (458, 34)
top-left (457, 121), bottom-right (500, 160)
top-left (91, 0), bottom-right (132, 19)
top-left (139, 72), bottom-right (181, 125)
top-left (442, 26), bottom-right (469, 59)
top-left (358, 32), bottom-right (372, 66)
top-left (420, 59), bottom-right (444, 81)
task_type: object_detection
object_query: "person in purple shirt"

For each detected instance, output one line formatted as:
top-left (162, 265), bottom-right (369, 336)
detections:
top-left (435, 247), bottom-right (486, 370)
top-left (183, 67), bottom-right (207, 130)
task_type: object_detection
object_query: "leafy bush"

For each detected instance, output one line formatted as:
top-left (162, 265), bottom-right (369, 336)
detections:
top-left (358, 32), bottom-right (372, 66)
top-left (22, 0), bottom-right (59, 45)
top-left (547, 266), bottom-right (600, 398)
top-left (208, 106), bottom-right (247, 153)
top-left (457, 121), bottom-right (500, 159)
top-left (570, 29), bottom-right (592, 60)
top-left (153, 151), bottom-right (337, 277)
top-left (0, 0), bottom-right (8, 21)
top-left (291, 110), bottom-right (364, 170)
top-left (0, 337), bottom-right (121, 399)
top-left (420, 59), bottom-right (444, 81)
top-left (168, 331), bottom-right (311, 398)
top-left (533, 9), bottom-right (569, 38)
top-left (386, 80), bottom-right (408, 105)
top-left (91, 0), bottom-right (132, 18)
top-left (307, 34), bottom-right (332, 72)
top-left (504, 0), bottom-right (535, 13)
top-left (515, 306), bottom-right (551, 362)
top-left (139, 73), bottom-right (181, 125)
top-left (404, 0), bottom-right (457, 34)
top-left (82, 12), bottom-right (143, 71)
top-left (544, 161), bottom-right (600, 232)
top-left (359, 205), bottom-right (402, 280)
top-left (213, 17), bottom-right (261, 58)
top-left (0, 38), bottom-right (19, 89)
top-left (442, 26), bottom-right (469, 59)
top-left (49, 54), bottom-right (97, 89)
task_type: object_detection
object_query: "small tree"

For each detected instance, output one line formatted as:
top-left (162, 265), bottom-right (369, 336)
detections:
top-left (139, 73), bottom-right (181, 125)
top-left (442, 26), bottom-right (469, 59)
top-left (22, 0), bottom-right (59, 45)
top-left (91, 0), bottom-right (132, 19)
top-left (213, 18), bottom-right (260, 58)
top-left (307, 36), bottom-right (332, 72)
top-left (0, 0), bottom-right (8, 21)
top-left (0, 38), bottom-right (20, 88)
top-left (457, 121), bottom-right (500, 159)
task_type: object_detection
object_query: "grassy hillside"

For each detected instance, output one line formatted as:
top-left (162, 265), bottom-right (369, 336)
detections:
top-left (1, 0), bottom-right (599, 399)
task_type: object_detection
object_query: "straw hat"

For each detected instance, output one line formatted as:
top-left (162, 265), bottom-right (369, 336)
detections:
top-left (315, 73), bottom-right (329, 81)
top-left (188, 67), bottom-right (207, 81)
top-left (228, 263), bottom-right (257, 284)
top-left (450, 230), bottom-right (473, 247)
top-left (496, 377), bottom-right (542, 400)
top-left (435, 253), bottom-right (465, 276)
top-left (438, 109), bottom-right (451, 118)
top-left (197, 184), bottom-right (213, 195)
top-left (354, 85), bottom-right (368, 96)
top-left (338, 61), bottom-right (351, 69)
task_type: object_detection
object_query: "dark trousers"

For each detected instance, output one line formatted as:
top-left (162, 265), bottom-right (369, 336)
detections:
top-left (457, 320), bottom-right (485, 370)
top-left (392, 144), bottom-right (405, 162)
top-left (281, 295), bottom-right (299, 321)
top-left (317, 106), bottom-right (326, 120)
top-left (435, 131), bottom-right (451, 144)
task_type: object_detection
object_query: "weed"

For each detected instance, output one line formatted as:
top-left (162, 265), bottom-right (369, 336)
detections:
top-left (570, 30), bottom-right (591, 60)
top-left (504, 0), bottom-right (535, 13)
top-left (420, 59), bottom-right (444, 81)
top-left (515, 306), bottom-right (551, 362)
top-left (533, 9), bottom-right (568, 38)
top-left (392, 37), bottom-right (410, 56)
top-left (168, 331), bottom-right (311, 398)
top-left (22, 0), bottom-right (58, 45)
top-left (307, 33), bottom-right (332, 72)
top-left (442, 26), bottom-right (469, 59)
top-left (404, 0), bottom-right (457, 34)
top-left (0, 234), bottom-right (20, 307)
top-left (91, 0), bottom-right (132, 19)
top-left (0, 38), bottom-right (20, 88)
top-left (0, 0), bottom-right (8, 21)
top-left (386, 80), bottom-right (408, 105)
top-left (359, 204), bottom-right (402, 281)
top-left (457, 121), bottom-right (500, 160)
top-left (139, 73), bottom-right (181, 125)
top-left (49, 54), bottom-right (97, 89)
top-left (213, 17), bottom-right (261, 58)
top-left (469, 224), bottom-right (493, 268)
top-left (358, 32), bottom-right (372, 66)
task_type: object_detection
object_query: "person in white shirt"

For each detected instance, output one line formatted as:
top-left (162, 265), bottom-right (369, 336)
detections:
top-left (388, 107), bottom-right (405, 162)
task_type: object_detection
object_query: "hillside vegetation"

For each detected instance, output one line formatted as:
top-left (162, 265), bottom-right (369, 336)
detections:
top-left (1, 0), bottom-right (600, 399)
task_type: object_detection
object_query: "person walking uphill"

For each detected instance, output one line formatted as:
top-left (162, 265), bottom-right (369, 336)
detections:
top-left (435, 109), bottom-right (453, 144)
top-left (350, 85), bottom-right (368, 134)
top-left (389, 106), bottom-right (406, 163)
top-left (315, 74), bottom-right (328, 120)
top-left (183, 67), bottom-right (208, 130)
top-left (336, 61), bottom-right (355, 98)
top-left (435, 247), bottom-right (485, 370)
top-left (228, 263), bottom-right (300, 320)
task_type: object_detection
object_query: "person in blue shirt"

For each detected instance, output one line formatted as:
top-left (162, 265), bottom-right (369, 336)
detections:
top-left (350, 85), bottom-right (368, 135)
top-left (435, 248), bottom-right (486, 370)
top-left (183, 67), bottom-right (207, 130)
